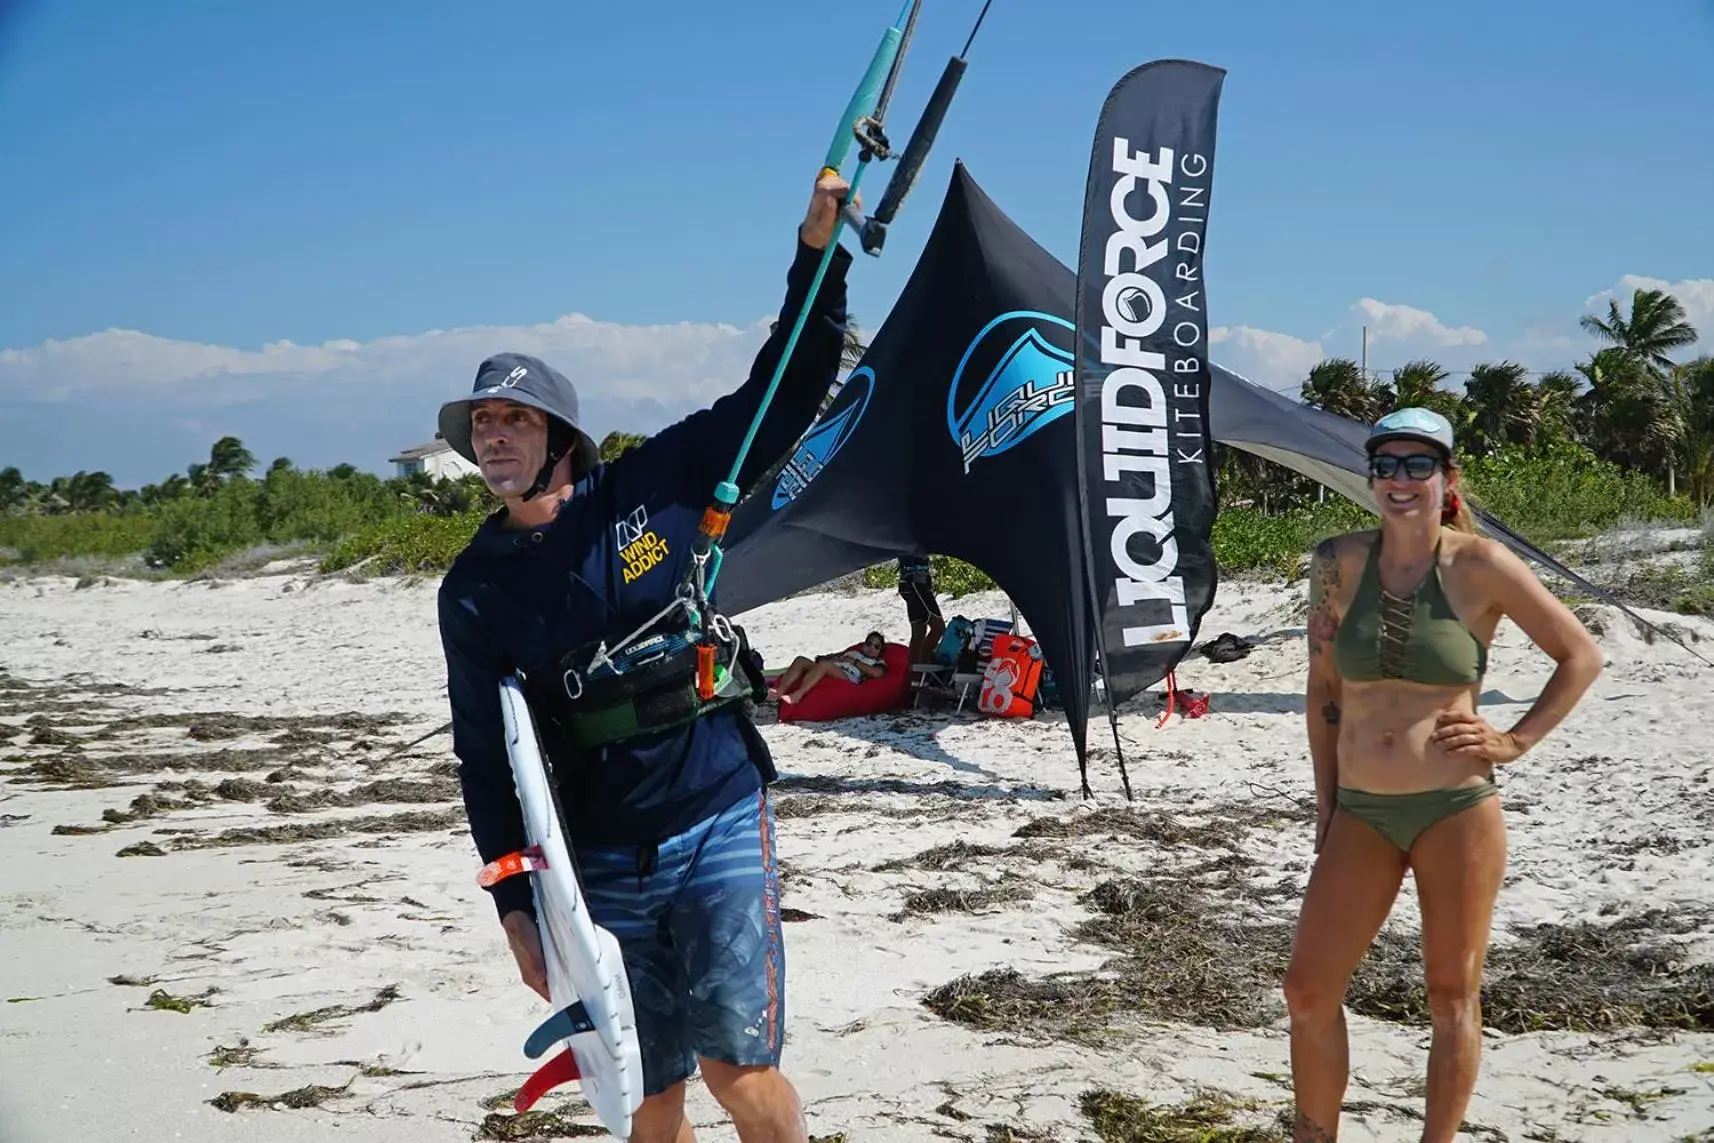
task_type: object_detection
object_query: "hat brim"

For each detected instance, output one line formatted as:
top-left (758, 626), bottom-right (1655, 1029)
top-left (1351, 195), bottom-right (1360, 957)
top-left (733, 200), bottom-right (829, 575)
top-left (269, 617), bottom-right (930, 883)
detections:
top-left (1364, 428), bottom-right (1452, 456)
top-left (437, 392), bottom-right (603, 480)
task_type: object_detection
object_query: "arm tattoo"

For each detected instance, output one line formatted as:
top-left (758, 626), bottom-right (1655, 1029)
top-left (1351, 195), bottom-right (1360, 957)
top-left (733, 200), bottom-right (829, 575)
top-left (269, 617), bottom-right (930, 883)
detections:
top-left (1321, 701), bottom-right (1340, 725)
top-left (1306, 538), bottom-right (1342, 657)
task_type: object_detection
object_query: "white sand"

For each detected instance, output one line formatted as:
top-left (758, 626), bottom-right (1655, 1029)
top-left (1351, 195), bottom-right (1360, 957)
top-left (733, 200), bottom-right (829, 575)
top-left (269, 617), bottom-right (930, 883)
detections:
top-left (2, 557), bottom-right (1713, 1142)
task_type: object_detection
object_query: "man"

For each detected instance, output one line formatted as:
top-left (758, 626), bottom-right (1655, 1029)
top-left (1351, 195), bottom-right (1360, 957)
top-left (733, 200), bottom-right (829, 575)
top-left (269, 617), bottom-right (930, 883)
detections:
top-left (435, 173), bottom-right (856, 1143)
top-left (897, 554), bottom-right (945, 664)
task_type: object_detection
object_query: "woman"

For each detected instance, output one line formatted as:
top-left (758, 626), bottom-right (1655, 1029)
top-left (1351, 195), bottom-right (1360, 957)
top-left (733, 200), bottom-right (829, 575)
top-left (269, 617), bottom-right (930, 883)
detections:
top-left (771, 630), bottom-right (889, 704)
top-left (1285, 407), bottom-right (1604, 1143)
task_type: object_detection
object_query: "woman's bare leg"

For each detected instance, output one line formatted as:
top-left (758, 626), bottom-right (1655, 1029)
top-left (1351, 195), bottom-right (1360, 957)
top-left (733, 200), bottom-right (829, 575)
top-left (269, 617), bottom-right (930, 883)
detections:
top-left (1283, 807), bottom-right (1410, 1140)
top-left (782, 660), bottom-right (841, 703)
top-left (771, 657), bottom-right (814, 699)
top-left (1409, 794), bottom-right (1507, 1143)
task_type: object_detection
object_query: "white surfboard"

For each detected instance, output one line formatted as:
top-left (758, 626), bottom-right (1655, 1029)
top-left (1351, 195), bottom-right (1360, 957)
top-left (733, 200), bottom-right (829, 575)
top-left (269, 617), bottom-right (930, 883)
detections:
top-left (496, 674), bottom-right (643, 1138)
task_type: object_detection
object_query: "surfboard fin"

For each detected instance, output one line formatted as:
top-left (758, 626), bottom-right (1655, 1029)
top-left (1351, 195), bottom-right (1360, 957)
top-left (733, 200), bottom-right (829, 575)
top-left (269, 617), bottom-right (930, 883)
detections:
top-left (524, 999), bottom-right (597, 1059)
top-left (514, 1046), bottom-right (582, 1113)
top-left (477, 846), bottom-right (547, 888)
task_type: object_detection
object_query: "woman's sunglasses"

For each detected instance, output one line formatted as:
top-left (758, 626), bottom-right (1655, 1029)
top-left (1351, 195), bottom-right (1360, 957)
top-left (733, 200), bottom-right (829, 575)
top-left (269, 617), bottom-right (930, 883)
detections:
top-left (1368, 453), bottom-right (1442, 481)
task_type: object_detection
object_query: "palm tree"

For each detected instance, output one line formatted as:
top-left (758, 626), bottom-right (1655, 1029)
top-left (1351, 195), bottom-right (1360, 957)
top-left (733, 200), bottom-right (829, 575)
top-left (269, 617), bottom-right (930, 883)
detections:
top-left (1533, 370), bottom-right (1583, 444)
top-left (1578, 286), bottom-right (1701, 495)
top-left (207, 436), bottom-right (256, 482)
top-left (1577, 348), bottom-right (1678, 480)
top-left (1462, 361), bottom-right (1540, 456)
top-left (0, 466), bottom-right (25, 514)
top-left (841, 313), bottom-right (869, 374)
top-left (1301, 358), bottom-right (1383, 421)
top-left (1580, 287), bottom-right (1700, 374)
top-left (598, 431), bottom-right (649, 462)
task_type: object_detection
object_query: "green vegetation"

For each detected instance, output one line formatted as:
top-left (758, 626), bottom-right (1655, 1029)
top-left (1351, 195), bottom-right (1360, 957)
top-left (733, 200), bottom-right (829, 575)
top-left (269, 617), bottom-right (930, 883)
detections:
top-left (4, 287), bottom-right (1710, 599)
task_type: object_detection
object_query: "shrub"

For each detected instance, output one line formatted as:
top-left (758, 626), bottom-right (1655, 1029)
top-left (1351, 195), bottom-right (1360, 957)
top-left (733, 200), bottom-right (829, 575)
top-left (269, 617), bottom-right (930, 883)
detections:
top-left (318, 510), bottom-right (488, 575)
top-left (861, 554), bottom-right (996, 596)
top-left (0, 511), bottom-right (158, 564)
top-left (1461, 439), bottom-right (1694, 544)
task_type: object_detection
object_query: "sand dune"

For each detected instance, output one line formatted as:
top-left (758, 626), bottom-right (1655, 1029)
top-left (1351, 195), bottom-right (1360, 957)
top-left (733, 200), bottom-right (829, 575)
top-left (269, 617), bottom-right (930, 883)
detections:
top-left (2, 556), bottom-right (1712, 1141)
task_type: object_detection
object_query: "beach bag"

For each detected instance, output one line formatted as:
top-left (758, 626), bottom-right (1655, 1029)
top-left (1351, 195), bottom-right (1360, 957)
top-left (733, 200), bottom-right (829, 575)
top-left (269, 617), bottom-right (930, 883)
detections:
top-left (935, 616), bottom-right (973, 665)
top-left (978, 635), bottom-right (1044, 718)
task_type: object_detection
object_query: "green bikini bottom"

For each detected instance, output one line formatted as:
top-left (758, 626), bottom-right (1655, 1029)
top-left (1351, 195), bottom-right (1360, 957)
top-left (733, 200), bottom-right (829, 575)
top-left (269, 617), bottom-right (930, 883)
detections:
top-left (1336, 780), bottom-right (1499, 853)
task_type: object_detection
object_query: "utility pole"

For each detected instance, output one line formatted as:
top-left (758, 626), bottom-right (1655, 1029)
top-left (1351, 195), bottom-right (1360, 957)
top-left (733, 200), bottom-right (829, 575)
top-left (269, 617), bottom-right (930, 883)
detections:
top-left (1361, 324), bottom-right (1368, 382)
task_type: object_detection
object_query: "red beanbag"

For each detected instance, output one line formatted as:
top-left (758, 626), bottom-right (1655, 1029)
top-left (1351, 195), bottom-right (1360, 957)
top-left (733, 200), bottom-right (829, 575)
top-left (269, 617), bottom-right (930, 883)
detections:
top-left (776, 642), bottom-right (912, 723)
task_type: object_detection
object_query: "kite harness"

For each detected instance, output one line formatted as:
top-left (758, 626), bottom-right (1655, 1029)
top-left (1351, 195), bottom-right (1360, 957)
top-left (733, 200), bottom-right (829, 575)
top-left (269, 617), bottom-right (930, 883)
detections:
top-left (533, 0), bottom-right (996, 751)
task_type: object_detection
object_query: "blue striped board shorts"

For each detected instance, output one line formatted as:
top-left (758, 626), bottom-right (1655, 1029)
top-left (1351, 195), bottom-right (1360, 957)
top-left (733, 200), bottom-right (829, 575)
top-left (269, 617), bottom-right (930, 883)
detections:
top-left (573, 790), bottom-right (784, 1096)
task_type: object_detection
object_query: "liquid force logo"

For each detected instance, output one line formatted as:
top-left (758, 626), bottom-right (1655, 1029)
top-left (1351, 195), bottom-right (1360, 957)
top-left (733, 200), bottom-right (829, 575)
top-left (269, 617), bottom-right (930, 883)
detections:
top-left (771, 366), bottom-right (875, 510)
top-left (1093, 134), bottom-right (1214, 648)
top-left (946, 312), bottom-right (1076, 474)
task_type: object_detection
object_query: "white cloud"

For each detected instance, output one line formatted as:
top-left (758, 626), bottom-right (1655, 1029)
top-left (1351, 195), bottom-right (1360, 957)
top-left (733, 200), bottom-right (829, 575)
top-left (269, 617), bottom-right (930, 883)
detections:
top-left (1349, 298), bottom-right (1488, 348)
top-left (1209, 325), bottom-right (1324, 391)
top-left (0, 311), bottom-right (780, 485)
top-left (0, 312), bottom-right (766, 406)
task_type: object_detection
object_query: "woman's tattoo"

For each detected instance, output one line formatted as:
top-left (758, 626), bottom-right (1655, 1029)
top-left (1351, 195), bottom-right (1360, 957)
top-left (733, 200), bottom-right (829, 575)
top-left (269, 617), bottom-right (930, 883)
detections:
top-left (1292, 1111), bottom-right (1336, 1142)
top-left (1306, 539), bottom-right (1341, 657)
top-left (1321, 701), bottom-right (1340, 725)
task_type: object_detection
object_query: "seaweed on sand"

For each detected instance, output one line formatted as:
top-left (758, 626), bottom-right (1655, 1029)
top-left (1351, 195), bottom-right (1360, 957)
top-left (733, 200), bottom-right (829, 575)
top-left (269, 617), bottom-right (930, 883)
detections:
top-left (1347, 905), bottom-right (1714, 1033)
top-left (923, 876), bottom-right (1295, 1043)
top-left (873, 840), bottom-right (1009, 872)
top-left (261, 984), bottom-right (403, 1034)
top-left (891, 881), bottom-right (1034, 921)
top-left (1079, 1088), bottom-right (1285, 1142)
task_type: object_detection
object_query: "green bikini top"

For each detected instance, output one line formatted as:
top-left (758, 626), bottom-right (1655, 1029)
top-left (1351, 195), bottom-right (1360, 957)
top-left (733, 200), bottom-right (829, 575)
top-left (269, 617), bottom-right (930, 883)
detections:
top-left (1332, 538), bottom-right (1486, 686)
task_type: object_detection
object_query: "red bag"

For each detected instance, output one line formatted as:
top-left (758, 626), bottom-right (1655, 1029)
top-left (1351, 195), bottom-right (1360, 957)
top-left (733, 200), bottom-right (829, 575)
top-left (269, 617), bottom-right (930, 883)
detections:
top-left (978, 635), bottom-right (1044, 718)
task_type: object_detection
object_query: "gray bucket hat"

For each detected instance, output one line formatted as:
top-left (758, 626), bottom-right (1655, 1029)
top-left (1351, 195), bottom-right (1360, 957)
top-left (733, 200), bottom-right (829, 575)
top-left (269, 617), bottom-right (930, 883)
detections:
top-left (438, 353), bottom-right (603, 494)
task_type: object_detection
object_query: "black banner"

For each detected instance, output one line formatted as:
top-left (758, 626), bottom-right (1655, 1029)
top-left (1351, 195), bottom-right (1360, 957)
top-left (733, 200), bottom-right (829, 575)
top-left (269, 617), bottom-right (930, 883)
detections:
top-left (1072, 60), bottom-right (1225, 718)
top-left (719, 163), bottom-right (1103, 788)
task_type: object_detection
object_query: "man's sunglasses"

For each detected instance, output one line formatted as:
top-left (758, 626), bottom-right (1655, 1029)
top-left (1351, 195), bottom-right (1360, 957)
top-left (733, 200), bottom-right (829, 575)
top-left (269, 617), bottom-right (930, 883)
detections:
top-left (1368, 453), bottom-right (1442, 481)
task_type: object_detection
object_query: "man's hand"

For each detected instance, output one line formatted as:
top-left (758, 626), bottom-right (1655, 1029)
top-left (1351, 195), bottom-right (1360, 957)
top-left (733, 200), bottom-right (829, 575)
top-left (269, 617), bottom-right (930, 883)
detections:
top-left (799, 170), bottom-right (858, 250)
top-left (1430, 710), bottom-right (1525, 765)
top-left (501, 909), bottom-right (550, 1002)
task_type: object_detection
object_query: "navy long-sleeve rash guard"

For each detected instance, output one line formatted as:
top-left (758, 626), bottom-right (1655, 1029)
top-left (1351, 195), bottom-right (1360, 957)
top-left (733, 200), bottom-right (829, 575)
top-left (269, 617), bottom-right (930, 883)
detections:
top-left (438, 236), bottom-right (852, 921)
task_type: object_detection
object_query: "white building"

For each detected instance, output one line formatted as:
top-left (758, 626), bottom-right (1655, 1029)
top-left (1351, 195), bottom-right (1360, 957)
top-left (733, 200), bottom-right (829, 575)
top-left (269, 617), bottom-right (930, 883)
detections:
top-left (388, 436), bottom-right (481, 481)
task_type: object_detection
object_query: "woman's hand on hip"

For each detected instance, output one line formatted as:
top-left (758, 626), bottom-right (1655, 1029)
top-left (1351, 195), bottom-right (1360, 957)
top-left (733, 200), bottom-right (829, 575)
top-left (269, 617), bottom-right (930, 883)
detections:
top-left (1430, 710), bottom-right (1524, 765)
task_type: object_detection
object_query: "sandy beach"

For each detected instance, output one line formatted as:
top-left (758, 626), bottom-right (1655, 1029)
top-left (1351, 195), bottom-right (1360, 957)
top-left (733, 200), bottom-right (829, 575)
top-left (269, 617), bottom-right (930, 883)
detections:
top-left (2, 553), bottom-right (1712, 1142)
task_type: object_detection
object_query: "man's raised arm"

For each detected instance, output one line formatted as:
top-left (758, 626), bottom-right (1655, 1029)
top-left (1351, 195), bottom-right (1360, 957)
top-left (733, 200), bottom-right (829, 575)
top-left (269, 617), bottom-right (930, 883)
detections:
top-left (625, 172), bottom-right (858, 505)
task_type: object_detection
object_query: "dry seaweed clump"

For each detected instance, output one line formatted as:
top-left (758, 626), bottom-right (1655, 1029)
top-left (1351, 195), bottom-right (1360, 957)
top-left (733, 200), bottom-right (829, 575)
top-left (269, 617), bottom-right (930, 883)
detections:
top-left (476, 1110), bottom-right (608, 1139)
top-left (874, 839), bottom-right (1008, 872)
top-left (1013, 805), bottom-right (1282, 848)
top-left (1347, 906), bottom-right (1714, 1033)
top-left (891, 881), bottom-right (1034, 921)
top-left (1079, 1088), bottom-right (1285, 1142)
top-left (262, 984), bottom-right (402, 1034)
top-left (922, 876), bottom-right (1294, 1043)
top-left (922, 967), bottom-right (1128, 1046)
top-left (209, 1080), bottom-right (351, 1113)
top-left (1069, 878), bottom-right (1293, 1030)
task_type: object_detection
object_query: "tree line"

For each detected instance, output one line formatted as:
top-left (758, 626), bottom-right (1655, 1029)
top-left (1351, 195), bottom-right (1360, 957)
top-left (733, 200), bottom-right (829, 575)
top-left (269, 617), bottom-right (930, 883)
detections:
top-left (1220, 285), bottom-right (1712, 512)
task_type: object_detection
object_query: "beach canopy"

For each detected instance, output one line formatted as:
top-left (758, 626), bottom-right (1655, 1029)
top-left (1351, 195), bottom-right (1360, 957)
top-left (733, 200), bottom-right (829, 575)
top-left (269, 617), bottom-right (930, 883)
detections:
top-left (719, 163), bottom-right (1674, 791)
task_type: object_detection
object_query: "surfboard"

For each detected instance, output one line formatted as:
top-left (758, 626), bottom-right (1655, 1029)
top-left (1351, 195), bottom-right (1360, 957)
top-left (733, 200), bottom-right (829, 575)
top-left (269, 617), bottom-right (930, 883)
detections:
top-left (487, 673), bottom-right (643, 1138)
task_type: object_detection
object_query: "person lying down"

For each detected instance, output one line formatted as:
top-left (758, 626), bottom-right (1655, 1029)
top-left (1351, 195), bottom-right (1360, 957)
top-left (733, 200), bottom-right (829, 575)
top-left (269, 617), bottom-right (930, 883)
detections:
top-left (769, 631), bottom-right (889, 704)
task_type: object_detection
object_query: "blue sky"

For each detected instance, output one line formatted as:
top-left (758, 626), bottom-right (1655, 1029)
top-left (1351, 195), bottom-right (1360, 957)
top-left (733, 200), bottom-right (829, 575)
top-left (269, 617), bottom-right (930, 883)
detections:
top-left (2, 0), bottom-right (1710, 487)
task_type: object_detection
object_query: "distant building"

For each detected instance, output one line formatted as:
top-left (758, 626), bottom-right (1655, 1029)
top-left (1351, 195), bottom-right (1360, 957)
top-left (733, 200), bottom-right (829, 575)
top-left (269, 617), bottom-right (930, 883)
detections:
top-left (388, 434), bottom-right (480, 481)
